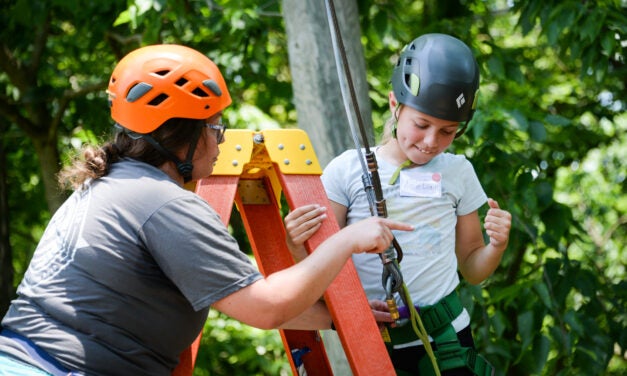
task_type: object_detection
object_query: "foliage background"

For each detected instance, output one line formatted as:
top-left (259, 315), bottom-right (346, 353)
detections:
top-left (0, 0), bottom-right (625, 375)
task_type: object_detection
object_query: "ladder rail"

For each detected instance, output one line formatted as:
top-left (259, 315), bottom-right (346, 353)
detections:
top-left (172, 129), bottom-right (395, 375)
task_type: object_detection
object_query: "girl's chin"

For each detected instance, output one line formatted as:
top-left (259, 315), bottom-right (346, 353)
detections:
top-left (408, 154), bottom-right (434, 166)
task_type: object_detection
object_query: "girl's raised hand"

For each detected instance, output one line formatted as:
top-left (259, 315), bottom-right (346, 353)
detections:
top-left (484, 198), bottom-right (512, 251)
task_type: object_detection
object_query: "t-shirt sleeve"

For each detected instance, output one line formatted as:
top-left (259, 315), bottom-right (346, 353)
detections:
top-left (456, 158), bottom-right (488, 216)
top-left (321, 150), bottom-right (352, 207)
top-left (140, 195), bottom-right (263, 311)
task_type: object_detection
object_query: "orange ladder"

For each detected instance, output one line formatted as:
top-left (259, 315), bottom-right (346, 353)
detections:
top-left (172, 129), bottom-right (395, 375)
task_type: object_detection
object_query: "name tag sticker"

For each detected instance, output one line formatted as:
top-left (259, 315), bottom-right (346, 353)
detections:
top-left (400, 171), bottom-right (442, 197)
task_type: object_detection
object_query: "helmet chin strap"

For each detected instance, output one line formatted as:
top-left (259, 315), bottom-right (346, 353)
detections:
top-left (455, 122), bottom-right (468, 138)
top-left (118, 123), bottom-right (203, 183)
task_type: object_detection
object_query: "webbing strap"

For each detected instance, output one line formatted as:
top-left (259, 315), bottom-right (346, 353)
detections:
top-left (384, 292), bottom-right (495, 376)
top-left (0, 329), bottom-right (75, 376)
top-left (418, 324), bottom-right (494, 376)
top-left (386, 290), bottom-right (462, 345)
top-left (421, 291), bottom-right (464, 334)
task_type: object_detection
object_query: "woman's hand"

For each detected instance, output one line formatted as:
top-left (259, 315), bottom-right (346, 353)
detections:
top-left (341, 216), bottom-right (413, 254)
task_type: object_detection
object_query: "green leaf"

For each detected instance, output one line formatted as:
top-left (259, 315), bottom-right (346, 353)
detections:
top-left (563, 309), bottom-right (585, 336)
top-left (533, 281), bottom-right (553, 310)
top-left (487, 55), bottom-right (505, 79)
top-left (545, 114), bottom-right (571, 127)
top-left (530, 334), bottom-right (550, 373)
top-left (534, 181), bottom-right (553, 209)
top-left (517, 310), bottom-right (534, 352)
top-left (529, 121), bottom-right (547, 142)
top-left (113, 9), bottom-right (133, 27)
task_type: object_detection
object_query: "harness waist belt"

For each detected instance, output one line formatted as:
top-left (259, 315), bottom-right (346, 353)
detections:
top-left (390, 290), bottom-right (463, 346)
top-left (0, 328), bottom-right (75, 376)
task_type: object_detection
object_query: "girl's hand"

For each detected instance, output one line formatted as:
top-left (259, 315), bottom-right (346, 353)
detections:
top-left (284, 204), bottom-right (328, 261)
top-left (369, 299), bottom-right (394, 331)
top-left (484, 198), bottom-right (512, 251)
top-left (285, 204), bottom-right (328, 248)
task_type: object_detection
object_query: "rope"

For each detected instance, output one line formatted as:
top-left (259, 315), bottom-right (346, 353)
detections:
top-left (323, 0), bottom-right (439, 374)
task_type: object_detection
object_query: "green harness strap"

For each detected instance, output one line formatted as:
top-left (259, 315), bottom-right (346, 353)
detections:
top-left (385, 291), bottom-right (494, 376)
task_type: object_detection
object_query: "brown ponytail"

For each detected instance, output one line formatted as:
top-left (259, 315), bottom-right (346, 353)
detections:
top-left (58, 118), bottom-right (205, 190)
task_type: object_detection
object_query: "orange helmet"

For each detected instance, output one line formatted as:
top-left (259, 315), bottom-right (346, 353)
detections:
top-left (108, 44), bottom-right (232, 134)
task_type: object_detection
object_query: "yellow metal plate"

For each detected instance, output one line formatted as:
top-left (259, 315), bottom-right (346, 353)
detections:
top-left (262, 129), bottom-right (322, 175)
top-left (212, 128), bottom-right (322, 176)
top-left (212, 129), bottom-right (256, 176)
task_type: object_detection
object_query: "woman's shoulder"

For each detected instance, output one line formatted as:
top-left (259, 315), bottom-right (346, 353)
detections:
top-left (103, 159), bottom-right (198, 204)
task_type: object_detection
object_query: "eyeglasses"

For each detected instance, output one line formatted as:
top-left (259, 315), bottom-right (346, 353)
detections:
top-left (205, 123), bottom-right (227, 144)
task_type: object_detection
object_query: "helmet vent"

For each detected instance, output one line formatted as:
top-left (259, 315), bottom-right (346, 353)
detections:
top-left (203, 79), bottom-right (223, 96)
top-left (148, 93), bottom-right (169, 106)
top-left (154, 70), bottom-right (170, 76)
top-left (126, 82), bottom-right (153, 102)
top-left (192, 87), bottom-right (209, 98)
top-left (175, 78), bottom-right (188, 86)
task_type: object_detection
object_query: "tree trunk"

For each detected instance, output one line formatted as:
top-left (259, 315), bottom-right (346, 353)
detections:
top-left (0, 127), bottom-right (15, 315)
top-left (32, 134), bottom-right (64, 214)
top-left (282, 0), bottom-right (374, 168)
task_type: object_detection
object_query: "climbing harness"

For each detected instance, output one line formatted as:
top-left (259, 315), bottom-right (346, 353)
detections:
top-left (323, 0), bottom-right (439, 374)
top-left (386, 292), bottom-right (495, 375)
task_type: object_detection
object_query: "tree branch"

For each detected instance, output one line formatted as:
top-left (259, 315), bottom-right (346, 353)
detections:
top-left (29, 12), bottom-right (51, 79)
top-left (0, 95), bottom-right (37, 138)
top-left (51, 81), bottom-right (108, 133)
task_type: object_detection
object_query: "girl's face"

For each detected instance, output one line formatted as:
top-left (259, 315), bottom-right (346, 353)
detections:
top-left (394, 105), bottom-right (459, 166)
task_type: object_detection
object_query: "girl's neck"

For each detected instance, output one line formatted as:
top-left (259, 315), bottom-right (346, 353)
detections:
top-left (378, 140), bottom-right (409, 167)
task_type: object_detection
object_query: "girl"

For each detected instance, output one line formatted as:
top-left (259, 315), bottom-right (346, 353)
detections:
top-left (286, 34), bottom-right (512, 375)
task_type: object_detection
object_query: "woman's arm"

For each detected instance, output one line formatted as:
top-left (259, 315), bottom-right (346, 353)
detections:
top-left (213, 216), bottom-right (413, 329)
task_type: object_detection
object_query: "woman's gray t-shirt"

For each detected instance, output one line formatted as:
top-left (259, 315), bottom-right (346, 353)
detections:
top-left (1, 159), bottom-right (262, 375)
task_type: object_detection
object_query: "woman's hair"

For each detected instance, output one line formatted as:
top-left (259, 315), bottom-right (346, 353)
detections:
top-left (58, 118), bottom-right (205, 190)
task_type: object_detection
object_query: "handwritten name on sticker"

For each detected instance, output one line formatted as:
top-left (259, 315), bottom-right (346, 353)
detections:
top-left (400, 171), bottom-right (442, 198)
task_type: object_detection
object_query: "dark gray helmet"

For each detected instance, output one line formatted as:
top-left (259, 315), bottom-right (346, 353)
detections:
top-left (392, 33), bottom-right (479, 131)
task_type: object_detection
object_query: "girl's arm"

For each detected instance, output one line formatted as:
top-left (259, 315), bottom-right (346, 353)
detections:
top-left (455, 198), bottom-right (511, 285)
top-left (284, 201), bottom-right (348, 262)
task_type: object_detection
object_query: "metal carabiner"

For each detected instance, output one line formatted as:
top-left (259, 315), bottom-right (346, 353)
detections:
top-left (381, 248), bottom-right (403, 321)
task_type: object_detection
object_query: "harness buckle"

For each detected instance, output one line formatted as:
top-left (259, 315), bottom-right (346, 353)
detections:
top-left (434, 339), bottom-right (469, 370)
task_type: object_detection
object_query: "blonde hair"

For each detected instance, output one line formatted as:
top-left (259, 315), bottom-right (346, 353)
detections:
top-left (379, 115), bottom-right (396, 145)
top-left (379, 105), bottom-right (402, 145)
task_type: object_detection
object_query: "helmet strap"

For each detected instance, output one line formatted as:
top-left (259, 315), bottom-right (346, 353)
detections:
top-left (392, 104), bottom-right (402, 139)
top-left (139, 124), bottom-right (203, 183)
top-left (455, 122), bottom-right (469, 138)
